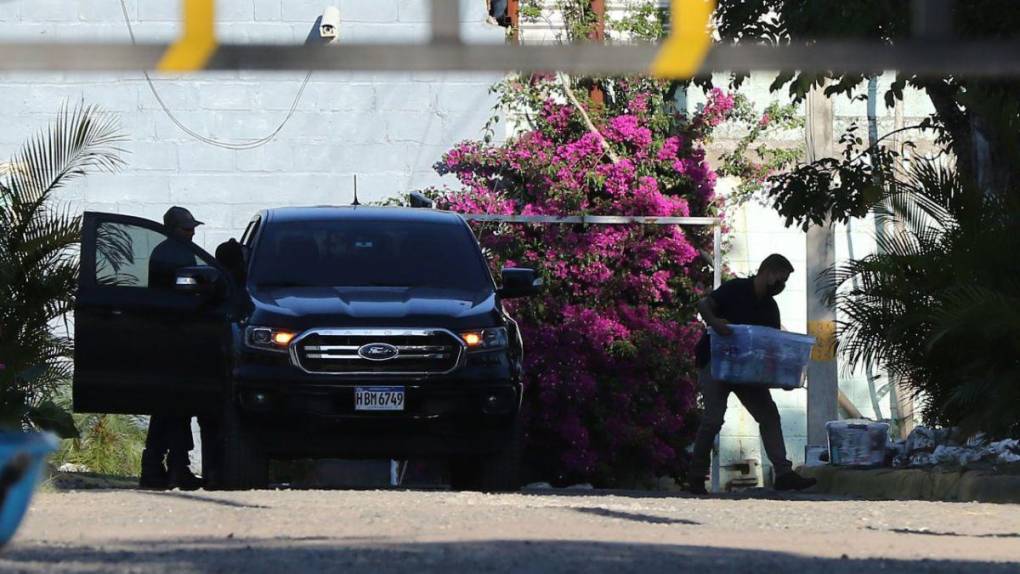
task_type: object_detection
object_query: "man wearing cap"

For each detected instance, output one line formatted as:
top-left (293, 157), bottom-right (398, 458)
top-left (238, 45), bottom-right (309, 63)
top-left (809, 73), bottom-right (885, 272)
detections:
top-left (148, 206), bottom-right (203, 289)
top-left (139, 206), bottom-right (205, 490)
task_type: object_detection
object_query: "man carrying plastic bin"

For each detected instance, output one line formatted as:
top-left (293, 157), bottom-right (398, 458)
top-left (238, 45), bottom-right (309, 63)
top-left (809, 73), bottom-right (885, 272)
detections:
top-left (688, 254), bottom-right (817, 495)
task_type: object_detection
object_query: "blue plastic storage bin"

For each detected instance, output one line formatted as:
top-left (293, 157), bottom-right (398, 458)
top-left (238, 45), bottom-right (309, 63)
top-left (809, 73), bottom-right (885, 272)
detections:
top-left (0, 432), bottom-right (58, 546)
top-left (826, 420), bottom-right (890, 467)
top-left (710, 325), bottom-right (816, 389)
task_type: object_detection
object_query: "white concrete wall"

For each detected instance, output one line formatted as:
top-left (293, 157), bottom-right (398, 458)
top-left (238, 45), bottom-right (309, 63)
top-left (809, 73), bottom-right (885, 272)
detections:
top-left (0, 0), bottom-right (504, 256)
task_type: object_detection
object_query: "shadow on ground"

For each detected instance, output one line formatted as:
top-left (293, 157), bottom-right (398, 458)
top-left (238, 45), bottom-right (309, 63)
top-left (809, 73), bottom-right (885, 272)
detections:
top-left (134, 490), bottom-right (271, 509)
top-left (1, 537), bottom-right (1014, 574)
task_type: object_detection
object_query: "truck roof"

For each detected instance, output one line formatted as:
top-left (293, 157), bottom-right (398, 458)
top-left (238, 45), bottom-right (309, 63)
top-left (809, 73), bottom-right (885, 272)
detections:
top-left (264, 206), bottom-right (466, 225)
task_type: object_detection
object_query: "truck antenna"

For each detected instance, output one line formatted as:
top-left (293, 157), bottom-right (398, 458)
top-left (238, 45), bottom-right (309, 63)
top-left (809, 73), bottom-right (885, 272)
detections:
top-left (352, 174), bottom-right (361, 206)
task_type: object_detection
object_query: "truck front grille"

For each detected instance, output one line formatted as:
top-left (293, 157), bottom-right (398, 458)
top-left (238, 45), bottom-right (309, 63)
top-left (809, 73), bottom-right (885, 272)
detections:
top-left (291, 329), bottom-right (464, 375)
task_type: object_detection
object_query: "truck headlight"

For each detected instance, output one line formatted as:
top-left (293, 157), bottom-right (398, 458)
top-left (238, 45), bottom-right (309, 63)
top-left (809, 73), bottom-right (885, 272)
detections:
top-left (459, 327), bottom-right (508, 351)
top-left (246, 326), bottom-right (296, 352)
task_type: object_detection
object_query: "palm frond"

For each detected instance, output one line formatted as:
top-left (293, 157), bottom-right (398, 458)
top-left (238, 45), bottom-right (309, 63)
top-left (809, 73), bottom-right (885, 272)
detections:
top-left (6, 102), bottom-right (125, 205)
top-left (830, 155), bottom-right (1020, 435)
top-left (0, 102), bottom-right (125, 433)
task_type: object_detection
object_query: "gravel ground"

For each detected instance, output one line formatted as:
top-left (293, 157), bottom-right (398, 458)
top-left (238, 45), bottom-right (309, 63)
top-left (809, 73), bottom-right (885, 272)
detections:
top-left (3, 487), bottom-right (1019, 573)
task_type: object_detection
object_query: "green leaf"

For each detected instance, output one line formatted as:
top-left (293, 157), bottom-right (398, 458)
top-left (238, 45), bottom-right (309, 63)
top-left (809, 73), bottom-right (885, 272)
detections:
top-left (28, 400), bottom-right (79, 438)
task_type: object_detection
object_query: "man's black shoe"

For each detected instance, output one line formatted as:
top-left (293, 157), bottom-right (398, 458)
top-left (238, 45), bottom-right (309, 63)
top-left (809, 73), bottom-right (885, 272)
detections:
top-left (138, 472), bottom-right (169, 490)
top-left (687, 477), bottom-right (709, 495)
top-left (774, 471), bottom-right (817, 491)
top-left (168, 467), bottom-right (203, 491)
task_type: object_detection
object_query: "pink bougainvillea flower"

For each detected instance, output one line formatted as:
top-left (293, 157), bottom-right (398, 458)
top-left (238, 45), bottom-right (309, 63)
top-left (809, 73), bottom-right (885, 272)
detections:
top-left (425, 82), bottom-right (726, 486)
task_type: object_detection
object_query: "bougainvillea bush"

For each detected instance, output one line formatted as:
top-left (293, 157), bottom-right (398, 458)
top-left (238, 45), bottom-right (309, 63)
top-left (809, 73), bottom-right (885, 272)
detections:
top-left (430, 78), bottom-right (733, 486)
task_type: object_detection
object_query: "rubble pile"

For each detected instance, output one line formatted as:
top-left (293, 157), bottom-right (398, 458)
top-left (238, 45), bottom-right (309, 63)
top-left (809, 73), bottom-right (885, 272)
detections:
top-left (890, 428), bottom-right (1020, 468)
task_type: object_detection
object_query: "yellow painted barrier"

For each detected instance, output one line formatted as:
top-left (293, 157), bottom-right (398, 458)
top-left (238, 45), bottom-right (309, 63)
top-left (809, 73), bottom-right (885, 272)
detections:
top-left (157, 0), bottom-right (217, 72)
top-left (650, 0), bottom-right (715, 79)
top-left (807, 320), bottom-right (837, 361)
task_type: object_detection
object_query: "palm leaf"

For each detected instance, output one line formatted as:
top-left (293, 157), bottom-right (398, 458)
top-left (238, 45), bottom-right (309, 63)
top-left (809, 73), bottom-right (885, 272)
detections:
top-left (0, 102), bottom-right (125, 432)
top-left (828, 156), bottom-right (1020, 434)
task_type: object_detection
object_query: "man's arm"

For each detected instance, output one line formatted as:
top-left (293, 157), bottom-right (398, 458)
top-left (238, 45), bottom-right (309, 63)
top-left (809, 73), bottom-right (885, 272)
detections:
top-left (697, 295), bottom-right (733, 336)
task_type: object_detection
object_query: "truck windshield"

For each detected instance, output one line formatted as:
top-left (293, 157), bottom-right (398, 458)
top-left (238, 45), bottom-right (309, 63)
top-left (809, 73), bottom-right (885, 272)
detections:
top-left (249, 219), bottom-right (493, 291)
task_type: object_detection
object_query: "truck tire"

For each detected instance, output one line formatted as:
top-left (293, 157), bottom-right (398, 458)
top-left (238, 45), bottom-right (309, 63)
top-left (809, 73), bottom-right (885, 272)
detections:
top-left (449, 421), bottom-right (522, 492)
top-left (219, 400), bottom-right (269, 490)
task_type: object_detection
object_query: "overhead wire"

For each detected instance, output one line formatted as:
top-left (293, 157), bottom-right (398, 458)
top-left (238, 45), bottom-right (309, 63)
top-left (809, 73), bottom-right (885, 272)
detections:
top-left (118, 0), bottom-right (312, 150)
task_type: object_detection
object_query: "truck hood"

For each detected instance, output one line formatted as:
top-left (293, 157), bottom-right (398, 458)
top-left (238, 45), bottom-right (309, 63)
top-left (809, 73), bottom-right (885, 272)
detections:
top-left (248, 285), bottom-right (502, 330)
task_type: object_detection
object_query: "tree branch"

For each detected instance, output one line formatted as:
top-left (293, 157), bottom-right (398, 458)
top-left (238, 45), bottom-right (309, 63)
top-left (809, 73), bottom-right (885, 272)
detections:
top-left (847, 123), bottom-right (929, 164)
top-left (557, 72), bottom-right (621, 164)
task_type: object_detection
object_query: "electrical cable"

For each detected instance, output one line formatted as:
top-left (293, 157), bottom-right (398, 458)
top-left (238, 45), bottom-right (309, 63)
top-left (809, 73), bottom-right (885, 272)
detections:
top-left (118, 0), bottom-right (312, 150)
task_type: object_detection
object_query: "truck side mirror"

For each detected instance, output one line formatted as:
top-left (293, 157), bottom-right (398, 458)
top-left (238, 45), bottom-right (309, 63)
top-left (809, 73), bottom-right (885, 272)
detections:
top-left (175, 266), bottom-right (225, 298)
top-left (498, 268), bottom-right (542, 299)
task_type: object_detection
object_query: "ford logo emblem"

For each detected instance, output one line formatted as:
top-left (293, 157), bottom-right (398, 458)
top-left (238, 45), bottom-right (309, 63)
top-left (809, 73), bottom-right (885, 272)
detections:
top-left (358, 343), bottom-right (400, 361)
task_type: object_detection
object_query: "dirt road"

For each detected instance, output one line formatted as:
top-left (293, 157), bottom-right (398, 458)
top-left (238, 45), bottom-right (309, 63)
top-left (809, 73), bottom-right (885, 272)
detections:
top-left (3, 488), bottom-right (1018, 573)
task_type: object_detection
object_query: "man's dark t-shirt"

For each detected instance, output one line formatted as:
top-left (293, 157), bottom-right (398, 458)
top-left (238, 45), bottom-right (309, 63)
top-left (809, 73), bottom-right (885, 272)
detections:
top-left (695, 277), bottom-right (781, 368)
top-left (149, 239), bottom-right (198, 289)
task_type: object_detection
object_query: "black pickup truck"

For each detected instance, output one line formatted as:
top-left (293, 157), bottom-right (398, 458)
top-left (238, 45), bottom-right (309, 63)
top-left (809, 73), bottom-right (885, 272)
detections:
top-left (73, 206), bottom-right (540, 490)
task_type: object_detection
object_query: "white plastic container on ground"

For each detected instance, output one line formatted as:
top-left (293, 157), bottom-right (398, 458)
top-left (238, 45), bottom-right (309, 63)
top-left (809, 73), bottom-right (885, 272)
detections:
top-left (709, 325), bottom-right (816, 389)
top-left (826, 419), bottom-right (891, 467)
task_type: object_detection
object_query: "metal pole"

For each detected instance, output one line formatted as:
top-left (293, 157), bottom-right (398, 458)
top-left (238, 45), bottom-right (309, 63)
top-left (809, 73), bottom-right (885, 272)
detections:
top-left (711, 221), bottom-right (722, 493)
top-left (712, 223), bottom-right (722, 289)
top-left (589, 0), bottom-right (606, 106)
top-left (805, 82), bottom-right (839, 449)
top-left (6, 41), bottom-right (1020, 74)
top-left (431, 0), bottom-right (462, 45)
top-left (508, 0), bottom-right (521, 44)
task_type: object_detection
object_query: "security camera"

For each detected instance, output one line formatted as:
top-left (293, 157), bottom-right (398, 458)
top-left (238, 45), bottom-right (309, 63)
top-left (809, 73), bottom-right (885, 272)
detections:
top-left (320, 7), bottom-right (340, 40)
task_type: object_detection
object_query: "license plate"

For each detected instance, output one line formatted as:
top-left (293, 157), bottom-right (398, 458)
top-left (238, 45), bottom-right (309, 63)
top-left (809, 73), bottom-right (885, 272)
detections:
top-left (354, 386), bottom-right (405, 411)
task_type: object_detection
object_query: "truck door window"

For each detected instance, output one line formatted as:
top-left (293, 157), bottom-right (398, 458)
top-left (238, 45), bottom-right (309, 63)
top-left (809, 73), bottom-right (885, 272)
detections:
top-left (95, 221), bottom-right (207, 288)
top-left (241, 217), bottom-right (262, 249)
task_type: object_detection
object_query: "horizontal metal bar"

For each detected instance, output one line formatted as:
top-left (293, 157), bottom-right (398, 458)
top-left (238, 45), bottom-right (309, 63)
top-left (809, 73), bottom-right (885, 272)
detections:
top-left (305, 344), bottom-right (450, 352)
top-left (306, 353), bottom-right (451, 360)
top-left (311, 328), bottom-right (452, 338)
top-left (462, 214), bottom-right (720, 225)
top-left (0, 40), bottom-right (1019, 75)
top-left (396, 345), bottom-right (450, 352)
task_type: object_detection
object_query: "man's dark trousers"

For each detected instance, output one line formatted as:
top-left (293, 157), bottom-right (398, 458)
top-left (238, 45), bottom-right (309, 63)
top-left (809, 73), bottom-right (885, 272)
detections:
top-left (142, 415), bottom-right (193, 475)
top-left (690, 366), bottom-right (793, 481)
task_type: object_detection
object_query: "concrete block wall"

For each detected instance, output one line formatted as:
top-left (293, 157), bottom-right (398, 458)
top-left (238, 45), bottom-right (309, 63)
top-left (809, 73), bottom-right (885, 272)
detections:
top-left (0, 0), bottom-right (504, 256)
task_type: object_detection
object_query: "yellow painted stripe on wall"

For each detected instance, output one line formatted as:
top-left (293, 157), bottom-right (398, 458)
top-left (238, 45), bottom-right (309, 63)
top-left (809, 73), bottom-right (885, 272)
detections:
top-left (157, 0), bottom-right (217, 72)
top-left (650, 0), bottom-right (715, 79)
